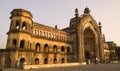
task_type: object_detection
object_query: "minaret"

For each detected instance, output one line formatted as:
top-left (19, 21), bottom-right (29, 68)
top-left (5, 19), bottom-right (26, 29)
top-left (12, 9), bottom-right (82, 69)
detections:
top-left (98, 22), bottom-right (102, 33)
top-left (69, 8), bottom-right (80, 32)
top-left (102, 34), bottom-right (106, 42)
top-left (75, 8), bottom-right (79, 17)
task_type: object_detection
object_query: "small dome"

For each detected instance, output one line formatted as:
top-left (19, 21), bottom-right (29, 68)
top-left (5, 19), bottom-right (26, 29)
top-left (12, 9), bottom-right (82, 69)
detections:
top-left (84, 7), bottom-right (90, 14)
top-left (10, 9), bottom-right (33, 18)
top-left (75, 8), bottom-right (79, 17)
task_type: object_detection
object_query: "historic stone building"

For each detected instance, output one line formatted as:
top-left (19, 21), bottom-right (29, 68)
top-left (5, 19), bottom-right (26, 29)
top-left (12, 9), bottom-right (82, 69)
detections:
top-left (106, 41), bottom-right (117, 61)
top-left (102, 34), bottom-right (110, 63)
top-left (0, 7), bottom-right (105, 68)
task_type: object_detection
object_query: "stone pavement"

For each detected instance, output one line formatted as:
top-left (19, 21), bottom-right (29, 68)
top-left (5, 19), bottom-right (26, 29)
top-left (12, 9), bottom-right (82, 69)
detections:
top-left (2, 63), bottom-right (120, 71)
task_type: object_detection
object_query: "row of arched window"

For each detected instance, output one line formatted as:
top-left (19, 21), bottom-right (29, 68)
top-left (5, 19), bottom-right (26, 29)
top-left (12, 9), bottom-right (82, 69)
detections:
top-left (12, 39), bottom-right (71, 53)
top-left (35, 43), bottom-right (71, 53)
top-left (34, 58), bottom-right (65, 65)
top-left (12, 39), bottom-right (25, 48)
top-left (10, 20), bottom-right (28, 31)
top-left (16, 21), bottom-right (27, 30)
top-left (33, 29), bottom-right (66, 41)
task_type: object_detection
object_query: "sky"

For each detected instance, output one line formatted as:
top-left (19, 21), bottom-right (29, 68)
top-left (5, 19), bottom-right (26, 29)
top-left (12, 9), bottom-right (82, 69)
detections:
top-left (0, 0), bottom-right (120, 49)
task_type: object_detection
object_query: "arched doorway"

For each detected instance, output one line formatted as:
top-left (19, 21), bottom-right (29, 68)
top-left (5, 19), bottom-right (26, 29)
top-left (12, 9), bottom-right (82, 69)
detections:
top-left (44, 58), bottom-right (48, 64)
top-left (19, 58), bottom-right (25, 68)
top-left (77, 13), bottom-right (103, 63)
top-left (35, 58), bottom-right (39, 65)
top-left (61, 58), bottom-right (65, 63)
top-left (85, 51), bottom-right (90, 61)
top-left (83, 28), bottom-right (96, 63)
top-left (53, 58), bottom-right (57, 64)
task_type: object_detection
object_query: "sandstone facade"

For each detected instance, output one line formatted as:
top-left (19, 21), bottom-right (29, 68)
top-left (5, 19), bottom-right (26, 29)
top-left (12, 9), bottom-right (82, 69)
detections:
top-left (0, 8), bottom-right (105, 68)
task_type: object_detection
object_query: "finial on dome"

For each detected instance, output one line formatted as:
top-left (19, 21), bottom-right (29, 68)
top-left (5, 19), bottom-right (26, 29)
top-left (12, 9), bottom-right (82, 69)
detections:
top-left (84, 7), bottom-right (90, 15)
top-left (99, 22), bottom-right (101, 26)
top-left (75, 8), bottom-right (79, 17)
top-left (55, 25), bottom-right (58, 29)
top-left (103, 34), bottom-right (105, 37)
top-left (98, 22), bottom-right (102, 33)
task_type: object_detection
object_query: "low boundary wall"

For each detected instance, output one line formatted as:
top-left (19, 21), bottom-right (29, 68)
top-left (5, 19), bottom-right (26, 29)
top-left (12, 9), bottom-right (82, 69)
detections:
top-left (23, 63), bottom-right (86, 69)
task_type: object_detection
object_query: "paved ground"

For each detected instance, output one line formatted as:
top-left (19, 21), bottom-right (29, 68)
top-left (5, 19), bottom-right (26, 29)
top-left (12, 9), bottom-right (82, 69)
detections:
top-left (2, 63), bottom-right (120, 71)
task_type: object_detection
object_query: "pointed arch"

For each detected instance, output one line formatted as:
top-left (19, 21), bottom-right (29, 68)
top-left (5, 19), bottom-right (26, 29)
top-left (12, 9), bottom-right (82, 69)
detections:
top-left (77, 15), bottom-right (103, 63)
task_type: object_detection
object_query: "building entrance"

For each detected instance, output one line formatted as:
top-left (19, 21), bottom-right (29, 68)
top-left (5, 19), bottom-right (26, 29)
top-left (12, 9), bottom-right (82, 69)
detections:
top-left (83, 27), bottom-right (96, 64)
top-left (19, 58), bottom-right (25, 68)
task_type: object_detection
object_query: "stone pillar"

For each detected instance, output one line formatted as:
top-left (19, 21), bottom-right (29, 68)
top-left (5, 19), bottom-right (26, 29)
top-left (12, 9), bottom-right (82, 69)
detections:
top-left (14, 51), bottom-right (19, 68)
top-left (9, 22), bottom-right (13, 31)
top-left (7, 39), bottom-right (12, 48)
top-left (16, 60), bottom-right (20, 68)
top-left (11, 56), bottom-right (16, 68)
top-left (27, 41), bottom-right (29, 49)
top-left (99, 34), bottom-right (104, 62)
top-left (19, 21), bottom-right (22, 30)
top-left (32, 42), bottom-right (35, 50)
top-left (95, 37), bottom-right (99, 58)
top-left (1, 53), bottom-right (5, 67)
top-left (24, 40), bottom-right (27, 48)
top-left (6, 38), bottom-right (11, 48)
top-left (17, 39), bottom-right (20, 48)
top-left (11, 21), bottom-right (16, 30)
top-left (13, 21), bottom-right (15, 29)
top-left (78, 33), bottom-right (86, 63)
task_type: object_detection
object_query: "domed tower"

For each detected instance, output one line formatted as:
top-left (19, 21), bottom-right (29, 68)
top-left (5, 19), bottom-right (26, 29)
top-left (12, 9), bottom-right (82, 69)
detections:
top-left (6, 9), bottom-right (33, 49)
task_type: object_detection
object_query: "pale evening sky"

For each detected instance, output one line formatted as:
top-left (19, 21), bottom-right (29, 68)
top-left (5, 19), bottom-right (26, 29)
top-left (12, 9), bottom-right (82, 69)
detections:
top-left (0, 0), bottom-right (120, 49)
